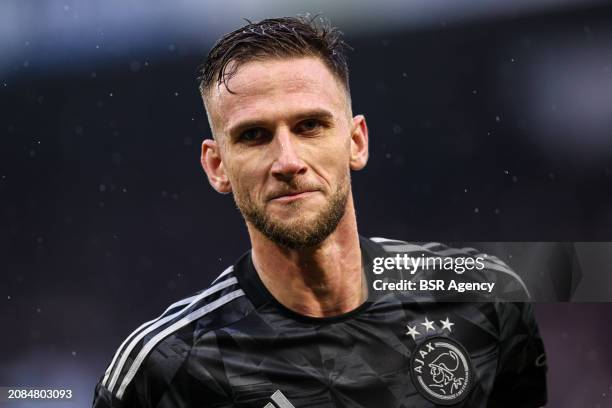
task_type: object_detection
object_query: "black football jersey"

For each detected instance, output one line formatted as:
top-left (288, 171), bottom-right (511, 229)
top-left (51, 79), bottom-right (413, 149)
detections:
top-left (93, 236), bottom-right (547, 407)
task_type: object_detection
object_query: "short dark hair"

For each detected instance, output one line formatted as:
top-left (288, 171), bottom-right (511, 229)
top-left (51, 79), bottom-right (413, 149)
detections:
top-left (198, 15), bottom-right (351, 96)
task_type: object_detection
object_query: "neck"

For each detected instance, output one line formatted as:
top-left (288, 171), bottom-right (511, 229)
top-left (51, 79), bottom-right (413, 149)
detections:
top-left (248, 198), bottom-right (366, 318)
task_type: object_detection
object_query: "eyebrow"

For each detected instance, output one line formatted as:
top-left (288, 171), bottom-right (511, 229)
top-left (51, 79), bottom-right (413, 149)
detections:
top-left (226, 109), bottom-right (335, 136)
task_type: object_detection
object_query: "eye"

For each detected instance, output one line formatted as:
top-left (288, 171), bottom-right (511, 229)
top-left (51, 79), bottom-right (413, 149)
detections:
top-left (296, 119), bottom-right (322, 133)
top-left (239, 128), bottom-right (267, 143)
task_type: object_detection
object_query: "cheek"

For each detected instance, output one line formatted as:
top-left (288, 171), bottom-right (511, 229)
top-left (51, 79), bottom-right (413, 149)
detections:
top-left (318, 136), bottom-right (351, 173)
top-left (226, 156), bottom-right (264, 197)
top-left (304, 146), bottom-right (350, 192)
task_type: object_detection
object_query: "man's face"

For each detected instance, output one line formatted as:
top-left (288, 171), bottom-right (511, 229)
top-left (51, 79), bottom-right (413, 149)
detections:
top-left (203, 57), bottom-right (366, 249)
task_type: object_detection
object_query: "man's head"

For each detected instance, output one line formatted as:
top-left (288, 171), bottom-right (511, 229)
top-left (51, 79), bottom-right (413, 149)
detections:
top-left (199, 16), bottom-right (369, 249)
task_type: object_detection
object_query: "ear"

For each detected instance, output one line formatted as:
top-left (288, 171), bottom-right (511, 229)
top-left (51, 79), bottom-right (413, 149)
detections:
top-left (201, 139), bottom-right (232, 194)
top-left (349, 114), bottom-right (369, 171)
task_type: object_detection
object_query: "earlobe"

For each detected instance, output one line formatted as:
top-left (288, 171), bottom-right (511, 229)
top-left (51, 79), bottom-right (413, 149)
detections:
top-left (349, 115), bottom-right (369, 171)
top-left (201, 139), bottom-right (232, 194)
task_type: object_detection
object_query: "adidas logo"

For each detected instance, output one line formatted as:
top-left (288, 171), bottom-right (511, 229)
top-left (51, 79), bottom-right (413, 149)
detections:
top-left (263, 389), bottom-right (296, 408)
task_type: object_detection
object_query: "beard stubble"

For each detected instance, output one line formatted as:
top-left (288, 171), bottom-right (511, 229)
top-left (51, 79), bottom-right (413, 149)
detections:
top-left (233, 173), bottom-right (350, 249)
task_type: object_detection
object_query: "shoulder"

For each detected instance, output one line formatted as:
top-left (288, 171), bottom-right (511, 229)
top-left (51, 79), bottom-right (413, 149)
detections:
top-left (97, 265), bottom-right (251, 402)
top-left (366, 236), bottom-right (530, 299)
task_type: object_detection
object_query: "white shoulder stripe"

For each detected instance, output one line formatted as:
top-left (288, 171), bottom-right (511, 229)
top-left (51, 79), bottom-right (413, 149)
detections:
top-left (212, 265), bottom-right (234, 284)
top-left (373, 236), bottom-right (530, 298)
top-left (422, 242), bottom-right (443, 249)
top-left (380, 243), bottom-right (431, 253)
top-left (370, 237), bottom-right (408, 244)
top-left (425, 247), bottom-right (470, 257)
top-left (116, 288), bottom-right (245, 399)
top-left (102, 294), bottom-right (195, 385)
top-left (105, 276), bottom-right (239, 393)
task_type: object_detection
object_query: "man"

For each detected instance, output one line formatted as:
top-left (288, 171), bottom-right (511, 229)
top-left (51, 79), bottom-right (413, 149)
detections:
top-left (93, 16), bottom-right (547, 407)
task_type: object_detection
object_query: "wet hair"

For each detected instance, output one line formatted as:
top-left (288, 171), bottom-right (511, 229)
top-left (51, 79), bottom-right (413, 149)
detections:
top-left (198, 15), bottom-right (352, 96)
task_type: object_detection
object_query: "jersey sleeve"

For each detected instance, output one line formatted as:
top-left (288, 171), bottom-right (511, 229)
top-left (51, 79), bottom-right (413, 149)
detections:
top-left (92, 379), bottom-right (142, 408)
top-left (91, 333), bottom-right (191, 408)
top-left (488, 302), bottom-right (547, 407)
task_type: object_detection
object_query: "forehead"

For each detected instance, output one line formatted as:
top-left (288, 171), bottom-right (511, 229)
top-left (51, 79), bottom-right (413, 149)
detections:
top-left (206, 57), bottom-right (348, 134)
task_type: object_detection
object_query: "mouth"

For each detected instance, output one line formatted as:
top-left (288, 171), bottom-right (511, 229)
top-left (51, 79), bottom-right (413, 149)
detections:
top-left (269, 190), bottom-right (318, 203)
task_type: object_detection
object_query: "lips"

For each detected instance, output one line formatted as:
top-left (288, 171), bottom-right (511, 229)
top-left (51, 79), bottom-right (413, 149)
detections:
top-left (268, 189), bottom-right (318, 201)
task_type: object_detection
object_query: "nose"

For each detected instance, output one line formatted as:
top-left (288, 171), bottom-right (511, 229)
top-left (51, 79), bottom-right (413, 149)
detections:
top-left (270, 129), bottom-right (307, 181)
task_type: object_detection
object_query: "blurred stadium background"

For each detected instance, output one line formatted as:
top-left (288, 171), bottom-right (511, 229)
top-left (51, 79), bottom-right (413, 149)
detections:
top-left (1, 0), bottom-right (612, 406)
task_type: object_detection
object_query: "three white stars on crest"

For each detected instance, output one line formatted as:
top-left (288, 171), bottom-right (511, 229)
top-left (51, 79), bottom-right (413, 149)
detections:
top-left (405, 317), bottom-right (455, 339)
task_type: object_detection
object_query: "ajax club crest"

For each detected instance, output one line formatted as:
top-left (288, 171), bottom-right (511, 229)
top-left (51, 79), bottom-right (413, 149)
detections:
top-left (410, 337), bottom-right (473, 405)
